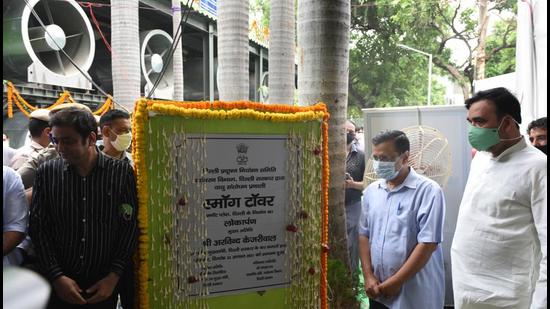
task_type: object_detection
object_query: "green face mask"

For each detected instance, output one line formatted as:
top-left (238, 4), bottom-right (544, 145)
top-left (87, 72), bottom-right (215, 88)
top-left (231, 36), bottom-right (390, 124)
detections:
top-left (468, 124), bottom-right (501, 151)
top-left (468, 117), bottom-right (520, 151)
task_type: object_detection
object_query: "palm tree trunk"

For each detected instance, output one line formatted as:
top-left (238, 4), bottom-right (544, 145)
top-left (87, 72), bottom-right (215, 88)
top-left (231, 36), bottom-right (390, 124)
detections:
top-left (172, 0), bottom-right (184, 100)
top-left (218, 0), bottom-right (250, 101)
top-left (111, 0), bottom-right (141, 110)
top-left (298, 1), bottom-right (355, 307)
top-left (268, 0), bottom-right (295, 104)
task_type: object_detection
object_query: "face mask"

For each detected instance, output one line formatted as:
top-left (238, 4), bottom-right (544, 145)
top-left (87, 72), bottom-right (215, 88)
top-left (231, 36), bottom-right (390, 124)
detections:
top-left (535, 144), bottom-right (547, 155)
top-left (110, 132), bottom-right (132, 152)
top-left (468, 117), bottom-right (520, 151)
top-left (346, 132), bottom-right (355, 145)
top-left (373, 158), bottom-right (400, 181)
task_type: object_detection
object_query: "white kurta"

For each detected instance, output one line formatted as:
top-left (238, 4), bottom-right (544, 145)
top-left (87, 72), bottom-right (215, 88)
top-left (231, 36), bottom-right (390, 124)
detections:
top-left (451, 138), bottom-right (547, 309)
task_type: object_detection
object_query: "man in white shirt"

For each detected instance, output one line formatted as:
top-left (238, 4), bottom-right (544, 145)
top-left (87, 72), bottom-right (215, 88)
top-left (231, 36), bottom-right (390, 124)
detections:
top-left (3, 133), bottom-right (17, 166)
top-left (3, 166), bottom-right (29, 266)
top-left (10, 109), bottom-right (51, 170)
top-left (451, 87), bottom-right (547, 309)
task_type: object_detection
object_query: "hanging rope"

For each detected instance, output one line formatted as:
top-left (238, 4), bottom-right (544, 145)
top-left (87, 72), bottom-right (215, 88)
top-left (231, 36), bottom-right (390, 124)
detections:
top-left (4, 81), bottom-right (114, 118)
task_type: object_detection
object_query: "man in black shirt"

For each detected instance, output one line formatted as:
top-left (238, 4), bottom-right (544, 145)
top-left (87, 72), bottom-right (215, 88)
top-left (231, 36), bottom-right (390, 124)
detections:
top-left (29, 107), bottom-right (138, 308)
top-left (345, 120), bottom-right (366, 275)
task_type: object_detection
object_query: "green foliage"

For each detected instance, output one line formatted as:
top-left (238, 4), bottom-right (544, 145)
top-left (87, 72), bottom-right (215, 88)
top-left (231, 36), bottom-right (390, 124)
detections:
top-left (348, 0), bottom-right (516, 109)
top-left (485, 18), bottom-right (516, 78)
top-left (250, 0), bottom-right (270, 29)
top-left (328, 258), bottom-right (360, 308)
top-left (348, 105), bottom-right (363, 120)
top-left (349, 0), bottom-right (454, 109)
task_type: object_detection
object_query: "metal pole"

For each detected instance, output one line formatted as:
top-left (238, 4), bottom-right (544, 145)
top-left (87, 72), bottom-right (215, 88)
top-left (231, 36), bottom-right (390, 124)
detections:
top-left (428, 54), bottom-right (432, 106)
top-left (397, 44), bottom-right (433, 106)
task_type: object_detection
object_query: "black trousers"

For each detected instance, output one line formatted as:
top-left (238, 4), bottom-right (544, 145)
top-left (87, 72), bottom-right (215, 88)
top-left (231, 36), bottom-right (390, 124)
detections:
top-left (118, 259), bottom-right (135, 309)
top-left (369, 299), bottom-right (390, 309)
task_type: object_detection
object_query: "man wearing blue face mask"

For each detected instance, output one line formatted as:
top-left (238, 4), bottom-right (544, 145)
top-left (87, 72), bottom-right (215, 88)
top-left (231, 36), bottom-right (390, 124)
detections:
top-left (358, 130), bottom-right (446, 309)
top-left (451, 87), bottom-right (547, 309)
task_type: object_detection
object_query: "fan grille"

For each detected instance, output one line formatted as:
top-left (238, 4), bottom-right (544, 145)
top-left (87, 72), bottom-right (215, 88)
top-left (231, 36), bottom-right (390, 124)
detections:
top-left (364, 125), bottom-right (452, 188)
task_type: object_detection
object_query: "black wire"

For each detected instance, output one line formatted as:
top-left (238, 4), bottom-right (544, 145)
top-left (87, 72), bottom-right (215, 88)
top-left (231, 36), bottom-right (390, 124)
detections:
top-left (146, 0), bottom-right (193, 99)
top-left (21, 0), bottom-right (124, 110)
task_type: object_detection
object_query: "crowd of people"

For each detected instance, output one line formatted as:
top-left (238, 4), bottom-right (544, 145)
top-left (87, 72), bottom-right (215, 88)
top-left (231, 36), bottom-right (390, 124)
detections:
top-left (3, 87), bottom-right (548, 309)
top-left (4, 104), bottom-right (137, 308)
top-left (344, 88), bottom-right (547, 309)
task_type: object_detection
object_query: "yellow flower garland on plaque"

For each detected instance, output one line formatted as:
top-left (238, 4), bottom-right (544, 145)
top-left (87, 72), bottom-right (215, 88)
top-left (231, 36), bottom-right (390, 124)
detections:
top-left (131, 98), bottom-right (330, 309)
top-left (4, 81), bottom-right (114, 118)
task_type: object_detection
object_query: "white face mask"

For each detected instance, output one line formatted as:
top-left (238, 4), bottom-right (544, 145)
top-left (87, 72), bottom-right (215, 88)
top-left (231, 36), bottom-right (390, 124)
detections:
top-left (110, 132), bottom-right (132, 152)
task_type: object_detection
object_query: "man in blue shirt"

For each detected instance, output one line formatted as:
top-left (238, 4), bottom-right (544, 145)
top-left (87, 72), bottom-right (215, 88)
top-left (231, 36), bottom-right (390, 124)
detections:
top-left (358, 130), bottom-right (445, 309)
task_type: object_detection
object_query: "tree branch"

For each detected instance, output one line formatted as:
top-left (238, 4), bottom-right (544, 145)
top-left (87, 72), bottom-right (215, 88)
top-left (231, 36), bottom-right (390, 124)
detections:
top-left (485, 44), bottom-right (515, 62)
top-left (433, 57), bottom-right (471, 99)
top-left (435, 2), bottom-right (474, 57)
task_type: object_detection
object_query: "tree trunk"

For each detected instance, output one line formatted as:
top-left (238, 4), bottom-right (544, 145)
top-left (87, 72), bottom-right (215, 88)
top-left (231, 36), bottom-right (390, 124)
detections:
top-left (433, 57), bottom-right (471, 100)
top-left (475, 0), bottom-right (489, 80)
top-left (298, 0), bottom-right (356, 308)
top-left (268, 0), bottom-right (295, 104)
top-left (218, 0), bottom-right (250, 101)
top-left (111, 0), bottom-right (141, 110)
top-left (172, 0), bottom-right (184, 100)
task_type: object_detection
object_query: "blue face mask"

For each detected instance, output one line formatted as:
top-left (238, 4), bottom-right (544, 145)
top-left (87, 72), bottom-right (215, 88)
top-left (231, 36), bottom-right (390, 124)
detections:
top-left (373, 157), bottom-right (400, 181)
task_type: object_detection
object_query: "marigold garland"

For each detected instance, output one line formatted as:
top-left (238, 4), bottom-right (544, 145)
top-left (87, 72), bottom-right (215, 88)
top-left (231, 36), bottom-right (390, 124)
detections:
top-left (131, 98), bottom-right (330, 309)
top-left (132, 100), bottom-right (150, 308)
top-left (321, 118), bottom-right (330, 309)
top-left (4, 81), bottom-right (113, 118)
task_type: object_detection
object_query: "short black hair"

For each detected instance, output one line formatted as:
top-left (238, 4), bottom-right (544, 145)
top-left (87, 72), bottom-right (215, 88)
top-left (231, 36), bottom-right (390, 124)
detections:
top-left (527, 117), bottom-right (547, 134)
top-left (28, 118), bottom-right (50, 138)
top-left (465, 87), bottom-right (522, 124)
top-left (99, 109), bottom-right (130, 129)
top-left (50, 107), bottom-right (97, 141)
top-left (372, 130), bottom-right (410, 154)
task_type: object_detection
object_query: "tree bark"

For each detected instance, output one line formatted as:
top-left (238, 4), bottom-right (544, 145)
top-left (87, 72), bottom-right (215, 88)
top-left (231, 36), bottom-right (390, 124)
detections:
top-left (298, 0), bottom-right (357, 307)
top-left (475, 0), bottom-right (489, 80)
top-left (218, 0), bottom-right (250, 101)
top-left (111, 0), bottom-right (140, 110)
top-left (268, 0), bottom-right (295, 104)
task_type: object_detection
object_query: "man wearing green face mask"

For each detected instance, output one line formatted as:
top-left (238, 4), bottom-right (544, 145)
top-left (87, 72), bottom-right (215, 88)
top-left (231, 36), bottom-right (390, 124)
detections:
top-left (99, 110), bottom-right (133, 167)
top-left (451, 87), bottom-right (547, 309)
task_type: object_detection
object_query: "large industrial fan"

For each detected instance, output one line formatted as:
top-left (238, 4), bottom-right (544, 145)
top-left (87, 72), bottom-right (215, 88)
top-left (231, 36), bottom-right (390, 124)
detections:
top-left (3, 0), bottom-right (96, 89)
top-left (140, 29), bottom-right (174, 100)
top-left (364, 125), bottom-right (452, 188)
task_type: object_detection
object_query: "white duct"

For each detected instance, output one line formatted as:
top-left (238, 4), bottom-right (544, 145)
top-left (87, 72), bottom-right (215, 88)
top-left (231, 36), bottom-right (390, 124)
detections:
top-left (3, 0), bottom-right (95, 89)
top-left (140, 30), bottom-right (175, 100)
